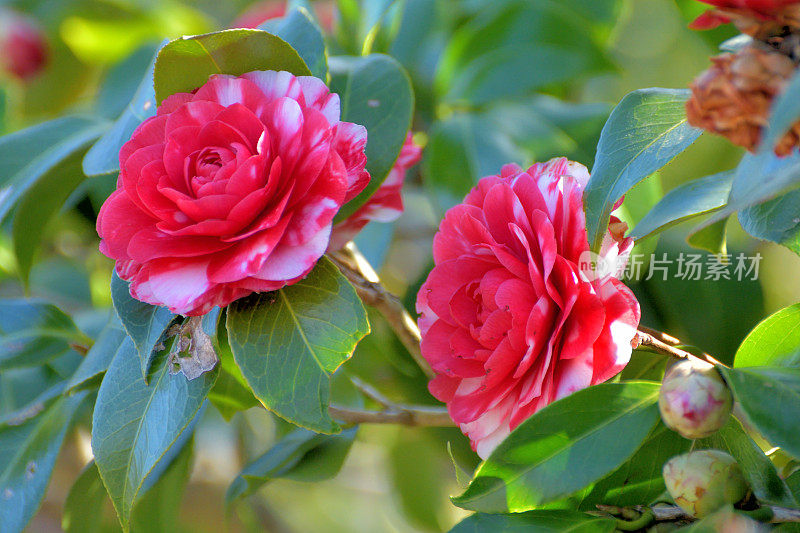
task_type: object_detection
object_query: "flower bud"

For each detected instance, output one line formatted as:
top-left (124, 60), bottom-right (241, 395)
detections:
top-left (0, 9), bottom-right (48, 81)
top-left (663, 450), bottom-right (749, 518)
top-left (659, 359), bottom-right (733, 439)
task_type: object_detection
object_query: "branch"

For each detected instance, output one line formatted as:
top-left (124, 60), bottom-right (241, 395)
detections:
top-left (328, 404), bottom-right (455, 427)
top-left (603, 504), bottom-right (800, 526)
top-left (635, 328), bottom-right (727, 368)
top-left (329, 244), bottom-right (434, 379)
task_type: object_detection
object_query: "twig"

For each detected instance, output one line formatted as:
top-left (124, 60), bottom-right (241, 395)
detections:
top-left (348, 375), bottom-right (392, 408)
top-left (328, 404), bottom-right (455, 427)
top-left (329, 244), bottom-right (435, 379)
top-left (635, 328), bottom-right (728, 368)
top-left (634, 504), bottom-right (800, 524)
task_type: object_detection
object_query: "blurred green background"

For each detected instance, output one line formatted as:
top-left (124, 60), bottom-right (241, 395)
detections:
top-left (1, 0), bottom-right (798, 531)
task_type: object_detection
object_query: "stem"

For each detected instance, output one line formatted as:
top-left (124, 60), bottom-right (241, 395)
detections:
top-left (329, 404), bottom-right (455, 427)
top-left (329, 244), bottom-right (434, 379)
top-left (635, 328), bottom-right (727, 368)
top-left (643, 504), bottom-right (800, 523)
top-left (615, 509), bottom-right (655, 531)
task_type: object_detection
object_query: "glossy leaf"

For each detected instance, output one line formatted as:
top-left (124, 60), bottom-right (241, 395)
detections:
top-left (739, 189), bottom-right (800, 256)
top-left (208, 314), bottom-right (259, 420)
top-left (735, 303), bottom-right (800, 368)
top-left (227, 427), bottom-right (357, 502)
top-left (62, 462), bottom-right (108, 533)
top-left (226, 257), bottom-right (369, 433)
top-left (719, 367), bottom-right (800, 460)
top-left (449, 510), bottom-right (616, 533)
top-left (330, 54), bottom-right (414, 221)
top-left (66, 316), bottom-right (128, 393)
top-left (0, 299), bottom-right (88, 370)
top-left (0, 392), bottom-right (88, 533)
top-left (584, 88), bottom-right (702, 250)
top-left (12, 148), bottom-right (89, 286)
top-left (260, 8), bottom-right (327, 79)
top-left (153, 29), bottom-right (311, 104)
top-left (687, 216), bottom-right (729, 255)
top-left (83, 43), bottom-right (162, 176)
top-left (0, 116), bottom-right (107, 221)
top-left (630, 171), bottom-right (734, 241)
top-left (452, 382), bottom-right (661, 512)
top-left (92, 340), bottom-right (216, 530)
top-left (697, 417), bottom-right (796, 507)
top-left (110, 272), bottom-right (175, 379)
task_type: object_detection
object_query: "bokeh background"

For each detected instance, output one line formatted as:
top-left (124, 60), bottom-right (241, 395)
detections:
top-left (1, 0), bottom-right (798, 531)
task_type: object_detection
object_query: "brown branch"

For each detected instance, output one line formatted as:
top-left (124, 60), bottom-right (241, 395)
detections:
top-left (328, 404), bottom-right (455, 427)
top-left (642, 504), bottom-right (800, 524)
top-left (329, 244), bottom-right (434, 379)
top-left (635, 328), bottom-right (728, 368)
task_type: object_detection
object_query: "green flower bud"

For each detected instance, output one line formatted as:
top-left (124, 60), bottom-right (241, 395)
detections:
top-left (659, 359), bottom-right (733, 439)
top-left (663, 450), bottom-right (749, 518)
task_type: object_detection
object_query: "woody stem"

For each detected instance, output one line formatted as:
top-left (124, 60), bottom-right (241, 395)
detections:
top-left (328, 243), bottom-right (435, 379)
top-left (635, 328), bottom-right (728, 368)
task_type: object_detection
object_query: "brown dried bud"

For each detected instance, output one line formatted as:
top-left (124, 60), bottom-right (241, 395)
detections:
top-left (686, 44), bottom-right (800, 155)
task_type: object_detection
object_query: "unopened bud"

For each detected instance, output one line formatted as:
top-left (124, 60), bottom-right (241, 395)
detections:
top-left (659, 359), bottom-right (732, 439)
top-left (663, 450), bottom-right (749, 518)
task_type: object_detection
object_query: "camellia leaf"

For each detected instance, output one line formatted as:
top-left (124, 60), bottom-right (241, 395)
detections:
top-left (630, 171), bottom-right (734, 241)
top-left (83, 43), bottom-right (163, 176)
top-left (110, 272), bottom-right (175, 379)
top-left (66, 315), bottom-right (128, 393)
top-left (687, 216), bottom-right (729, 255)
top-left (718, 367), bottom-right (800, 460)
top-left (0, 299), bottom-right (89, 370)
top-left (153, 29), bottom-right (311, 104)
top-left (584, 88), bottom-right (702, 251)
top-left (91, 340), bottom-right (217, 530)
top-left (697, 417), bottom-right (796, 507)
top-left (452, 382), bottom-right (661, 513)
top-left (62, 461), bottom-right (108, 533)
top-left (761, 69), bottom-right (800, 152)
top-left (226, 257), bottom-right (370, 433)
top-left (738, 189), bottom-right (800, 256)
top-left (734, 303), bottom-right (800, 368)
top-left (226, 427), bottom-right (357, 503)
top-left (260, 8), bottom-right (328, 80)
top-left (12, 148), bottom-right (90, 286)
top-left (0, 116), bottom-right (108, 221)
top-left (448, 510), bottom-right (616, 533)
top-left (0, 392), bottom-right (88, 533)
top-left (329, 54), bottom-right (414, 222)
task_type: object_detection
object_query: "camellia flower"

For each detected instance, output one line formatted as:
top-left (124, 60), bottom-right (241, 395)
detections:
top-left (328, 132), bottom-right (422, 251)
top-left (233, 0), bottom-right (336, 33)
top-left (0, 9), bottom-right (48, 81)
top-left (690, 0), bottom-right (800, 37)
top-left (97, 70), bottom-right (369, 316)
top-left (416, 158), bottom-right (640, 458)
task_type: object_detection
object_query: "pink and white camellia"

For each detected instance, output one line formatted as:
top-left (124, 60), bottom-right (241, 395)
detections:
top-left (328, 132), bottom-right (422, 251)
top-left (416, 158), bottom-right (641, 458)
top-left (97, 70), bottom-right (369, 316)
top-left (690, 0), bottom-right (800, 29)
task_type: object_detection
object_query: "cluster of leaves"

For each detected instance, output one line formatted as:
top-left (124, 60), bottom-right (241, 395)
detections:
top-left (0, 1), bottom-right (799, 532)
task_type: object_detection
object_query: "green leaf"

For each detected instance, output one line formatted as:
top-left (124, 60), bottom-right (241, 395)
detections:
top-left (83, 43), bottom-right (162, 176)
top-left (630, 171), bottom-right (734, 241)
top-left (452, 382), bottom-right (661, 513)
top-left (330, 54), bottom-right (414, 222)
top-left (575, 423), bottom-right (691, 509)
top-left (62, 462), bottom-right (108, 533)
top-left (0, 381), bottom-right (66, 427)
top-left (739, 189), bottom-right (800, 256)
top-left (153, 29), bottom-right (311, 104)
top-left (0, 116), bottom-right (107, 221)
top-left (110, 272), bottom-right (175, 379)
top-left (687, 216), bottom-right (729, 255)
top-left (584, 88), bottom-right (702, 251)
top-left (130, 438), bottom-right (194, 533)
top-left (226, 427), bottom-right (357, 503)
top-left (226, 257), bottom-right (369, 433)
top-left (66, 315), bottom-right (128, 393)
top-left (0, 299), bottom-right (88, 370)
top-left (734, 303), bottom-right (800, 368)
top-left (12, 147), bottom-right (89, 286)
top-left (260, 8), bottom-right (328, 80)
top-left (449, 510), bottom-right (616, 533)
top-left (0, 392), bottom-right (88, 533)
top-left (95, 43), bottom-right (160, 119)
top-left (787, 470), bottom-right (800, 502)
top-left (697, 417), bottom-right (796, 507)
top-left (719, 367), bottom-right (800, 460)
top-left (761, 69), bottom-right (800, 152)
top-left (91, 339), bottom-right (217, 530)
